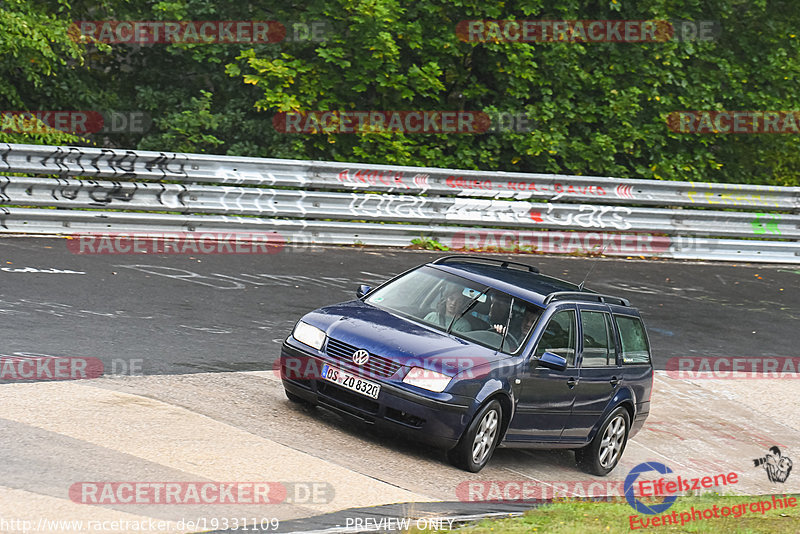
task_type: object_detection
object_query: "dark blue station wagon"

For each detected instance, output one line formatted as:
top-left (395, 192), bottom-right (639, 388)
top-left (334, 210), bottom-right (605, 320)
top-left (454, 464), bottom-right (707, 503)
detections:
top-left (280, 256), bottom-right (653, 474)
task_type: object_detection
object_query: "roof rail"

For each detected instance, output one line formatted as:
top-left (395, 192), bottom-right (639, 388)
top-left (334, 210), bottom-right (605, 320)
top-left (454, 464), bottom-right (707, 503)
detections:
top-left (432, 255), bottom-right (540, 273)
top-left (544, 291), bottom-right (631, 307)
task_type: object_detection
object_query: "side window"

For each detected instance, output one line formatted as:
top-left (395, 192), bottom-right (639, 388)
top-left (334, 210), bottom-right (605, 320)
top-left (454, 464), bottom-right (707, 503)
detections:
top-left (534, 310), bottom-right (577, 366)
top-left (580, 311), bottom-right (613, 367)
top-left (503, 300), bottom-right (542, 354)
top-left (614, 315), bottom-right (651, 364)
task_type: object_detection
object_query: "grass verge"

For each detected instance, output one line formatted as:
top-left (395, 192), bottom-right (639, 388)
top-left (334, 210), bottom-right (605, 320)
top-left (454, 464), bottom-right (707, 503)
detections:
top-left (413, 494), bottom-right (800, 534)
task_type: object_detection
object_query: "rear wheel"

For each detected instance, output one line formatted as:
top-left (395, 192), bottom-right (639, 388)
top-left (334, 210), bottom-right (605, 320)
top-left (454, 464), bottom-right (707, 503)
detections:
top-left (575, 406), bottom-right (630, 476)
top-left (448, 400), bottom-right (502, 472)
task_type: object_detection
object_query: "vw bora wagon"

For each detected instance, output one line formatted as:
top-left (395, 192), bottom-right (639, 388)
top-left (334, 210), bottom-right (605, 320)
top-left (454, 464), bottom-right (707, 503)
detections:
top-left (280, 256), bottom-right (653, 474)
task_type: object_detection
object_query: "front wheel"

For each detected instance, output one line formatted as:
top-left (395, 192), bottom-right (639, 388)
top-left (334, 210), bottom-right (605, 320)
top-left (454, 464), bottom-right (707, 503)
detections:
top-left (448, 400), bottom-right (503, 472)
top-left (575, 406), bottom-right (630, 476)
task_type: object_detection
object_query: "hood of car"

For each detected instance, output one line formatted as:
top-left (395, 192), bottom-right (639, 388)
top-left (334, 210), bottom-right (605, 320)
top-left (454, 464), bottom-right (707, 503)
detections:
top-left (302, 300), bottom-right (507, 376)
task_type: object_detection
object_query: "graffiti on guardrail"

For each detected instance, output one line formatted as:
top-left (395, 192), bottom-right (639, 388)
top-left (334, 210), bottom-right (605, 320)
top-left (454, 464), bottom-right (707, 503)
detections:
top-left (336, 168), bottom-right (616, 200)
top-left (528, 204), bottom-right (633, 230)
top-left (336, 169), bottom-right (410, 189)
top-left (687, 186), bottom-right (783, 208)
top-left (751, 213), bottom-right (781, 235)
top-left (30, 146), bottom-right (189, 179)
top-left (1, 143), bottom-right (798, 263)
top-left (53, 180), bottom-right (138, 205)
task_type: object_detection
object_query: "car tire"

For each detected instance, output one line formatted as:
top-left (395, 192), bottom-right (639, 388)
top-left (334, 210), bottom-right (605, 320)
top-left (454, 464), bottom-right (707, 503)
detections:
top-left (285, 389), bottom-right (311, 405)
top-left (575, 406), bottom-right (630, 476)
top-left (447, 399), bottom-right (502, 473)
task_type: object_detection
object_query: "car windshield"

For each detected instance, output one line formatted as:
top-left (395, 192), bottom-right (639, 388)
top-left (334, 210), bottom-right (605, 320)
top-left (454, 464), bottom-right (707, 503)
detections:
top-left (365, 266), bottom-right (543, 353)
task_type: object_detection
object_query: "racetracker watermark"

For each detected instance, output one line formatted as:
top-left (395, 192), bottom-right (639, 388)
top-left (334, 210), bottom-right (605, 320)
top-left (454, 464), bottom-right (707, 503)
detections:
top-left (450, 231), bottom-right (671, 256)
top-left (665, 357), bottom-right (800, 379)
top-left (277, 354), bottom-right (490, 382)
top-left (484, 111), bottom-right (538, 132)
top-left (70, 482), bottom-right (286, 505)
top-left (69, 481), bottom-right (333, 505)
top-left (0, 111), bottom-right (151, 135)
top-left (0, 355), bottom-right (103, 381)
top-left (456, 480), bottom-right (625, 502)
top-left (74, 21), bottom-right (286, 44)
top-left (668, 111), bottom-right (800, 134)
top-left (274, 111), bottom-right (492, 134)
top-left (456, 20), bottom-right (718, 43)
top-left (66, 232), bottom-right (285, 255)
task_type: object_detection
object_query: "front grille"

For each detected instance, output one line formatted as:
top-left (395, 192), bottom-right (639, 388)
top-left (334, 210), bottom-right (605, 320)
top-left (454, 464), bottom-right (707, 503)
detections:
top-left (324, 337), bottom-right (402, 378)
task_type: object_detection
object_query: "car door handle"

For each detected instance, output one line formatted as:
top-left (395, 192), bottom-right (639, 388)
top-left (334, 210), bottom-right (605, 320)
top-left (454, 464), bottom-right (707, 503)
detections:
top-left (567, 377), bottom-right (578, 389)
top-left (610, 376), bottom-right (621, 387)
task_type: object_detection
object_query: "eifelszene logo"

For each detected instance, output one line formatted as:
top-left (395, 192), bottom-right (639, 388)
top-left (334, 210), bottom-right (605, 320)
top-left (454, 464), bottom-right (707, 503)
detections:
top-left (624, 462), bottom-right (678, 515)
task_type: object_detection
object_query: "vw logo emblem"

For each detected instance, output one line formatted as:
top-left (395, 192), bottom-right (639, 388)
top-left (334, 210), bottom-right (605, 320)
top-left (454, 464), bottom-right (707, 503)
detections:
top-left (352, 350), bottom-right (370, 365)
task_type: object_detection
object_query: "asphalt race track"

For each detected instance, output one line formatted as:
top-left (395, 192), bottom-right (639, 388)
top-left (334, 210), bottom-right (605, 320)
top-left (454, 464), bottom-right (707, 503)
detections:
top-left (0, 236), bottom-right (798, 533)
top-left (1, 237), bottom-right (797, 372)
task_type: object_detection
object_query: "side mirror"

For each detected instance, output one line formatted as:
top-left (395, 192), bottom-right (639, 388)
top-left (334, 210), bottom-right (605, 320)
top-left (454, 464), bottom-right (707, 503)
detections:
top-left (535, 351), bottom-right (568, 372)
top-left (356, 284), bottom-right (372, 299)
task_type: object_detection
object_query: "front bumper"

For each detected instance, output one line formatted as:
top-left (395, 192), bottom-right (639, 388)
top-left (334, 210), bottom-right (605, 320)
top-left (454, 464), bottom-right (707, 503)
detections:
top-left (280, 341), bottom-right (472, 450)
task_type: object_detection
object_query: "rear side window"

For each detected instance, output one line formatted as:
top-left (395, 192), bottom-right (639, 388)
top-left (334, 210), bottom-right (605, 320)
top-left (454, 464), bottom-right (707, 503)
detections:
top-left (534, 310), bottom-right (577, 366)
top-left (580, 311), bottom-right (614, 367)
top-left (614, 315), bottom-right (651, 364)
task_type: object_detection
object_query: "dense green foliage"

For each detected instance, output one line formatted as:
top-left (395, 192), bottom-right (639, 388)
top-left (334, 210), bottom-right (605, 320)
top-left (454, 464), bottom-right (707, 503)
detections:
top-left (3, 0), bottom-right (799, 185)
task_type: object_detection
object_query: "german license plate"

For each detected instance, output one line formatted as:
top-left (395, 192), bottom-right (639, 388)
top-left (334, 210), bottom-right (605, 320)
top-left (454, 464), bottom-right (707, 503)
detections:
top-left (320, 363), bottom-right (381, 399)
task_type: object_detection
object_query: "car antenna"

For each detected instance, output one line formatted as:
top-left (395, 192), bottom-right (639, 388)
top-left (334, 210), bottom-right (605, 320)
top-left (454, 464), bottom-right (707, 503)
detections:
top-left (577, 243), bottom-right (609, 291)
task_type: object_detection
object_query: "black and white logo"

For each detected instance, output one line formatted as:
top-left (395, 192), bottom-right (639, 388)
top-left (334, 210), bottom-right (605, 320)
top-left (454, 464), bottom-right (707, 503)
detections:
top-left (753, 446), bottom-right (793, 483)
top-left (352, 350), bottom-right (370, 365)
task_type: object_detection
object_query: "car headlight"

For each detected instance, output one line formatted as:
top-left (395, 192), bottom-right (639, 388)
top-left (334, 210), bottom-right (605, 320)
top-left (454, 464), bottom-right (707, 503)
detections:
top-left (402, 367), bottom-right (453, 393)
top-left (293, 321), bottom-right (326, 351)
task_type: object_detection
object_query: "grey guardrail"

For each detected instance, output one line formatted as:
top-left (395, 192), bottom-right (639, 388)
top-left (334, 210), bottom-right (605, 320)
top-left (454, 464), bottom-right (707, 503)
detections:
top-left (0, 143), bottom-right (798, 263)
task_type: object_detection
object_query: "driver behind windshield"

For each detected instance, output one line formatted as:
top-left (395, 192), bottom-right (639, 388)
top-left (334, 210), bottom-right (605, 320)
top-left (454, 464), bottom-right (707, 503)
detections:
top-left (424, 287), bottom-right (473, 331)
